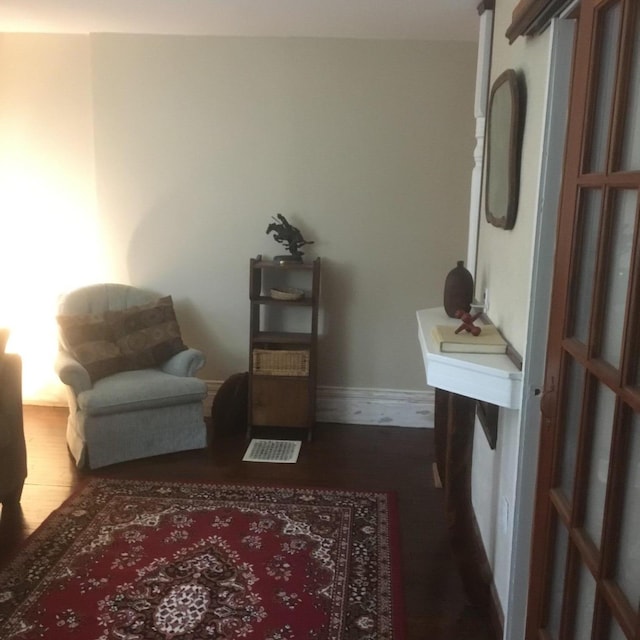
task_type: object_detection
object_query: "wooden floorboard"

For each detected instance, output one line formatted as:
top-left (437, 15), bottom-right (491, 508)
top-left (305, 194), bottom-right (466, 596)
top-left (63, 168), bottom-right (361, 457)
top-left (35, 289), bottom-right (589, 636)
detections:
top-left (0, 405), bottom-right (494, 639)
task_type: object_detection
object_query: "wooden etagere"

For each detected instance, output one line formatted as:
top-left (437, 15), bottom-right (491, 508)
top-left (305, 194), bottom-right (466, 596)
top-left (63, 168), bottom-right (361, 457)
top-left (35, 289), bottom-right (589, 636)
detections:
top-left (248, 255), bottom-right (321, 440)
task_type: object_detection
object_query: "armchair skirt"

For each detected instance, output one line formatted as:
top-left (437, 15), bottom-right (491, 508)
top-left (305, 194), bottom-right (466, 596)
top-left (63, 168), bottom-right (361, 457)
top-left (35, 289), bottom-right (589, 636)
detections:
top-left (65, 368), bottom-right (208, 469)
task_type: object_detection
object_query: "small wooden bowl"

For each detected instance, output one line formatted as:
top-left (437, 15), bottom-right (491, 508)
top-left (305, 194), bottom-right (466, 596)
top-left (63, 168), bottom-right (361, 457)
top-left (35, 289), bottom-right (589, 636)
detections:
top-left (270, 287), bottom-right (304, 301)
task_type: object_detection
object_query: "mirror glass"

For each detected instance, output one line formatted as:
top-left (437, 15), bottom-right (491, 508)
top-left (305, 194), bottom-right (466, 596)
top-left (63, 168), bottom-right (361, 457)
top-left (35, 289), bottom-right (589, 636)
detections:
top-left (485, 69), bottom-right (522, 230)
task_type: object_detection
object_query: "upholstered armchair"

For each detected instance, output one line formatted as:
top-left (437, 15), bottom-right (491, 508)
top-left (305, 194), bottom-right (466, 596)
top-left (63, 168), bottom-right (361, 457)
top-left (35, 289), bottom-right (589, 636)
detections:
top-left (55, 284), bottom-right (208, 469)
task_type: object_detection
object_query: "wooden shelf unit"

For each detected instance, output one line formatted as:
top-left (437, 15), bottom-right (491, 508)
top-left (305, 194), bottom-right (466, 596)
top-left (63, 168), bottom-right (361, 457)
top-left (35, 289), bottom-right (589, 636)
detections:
top-left (248, 255), bottom-right (321, 439)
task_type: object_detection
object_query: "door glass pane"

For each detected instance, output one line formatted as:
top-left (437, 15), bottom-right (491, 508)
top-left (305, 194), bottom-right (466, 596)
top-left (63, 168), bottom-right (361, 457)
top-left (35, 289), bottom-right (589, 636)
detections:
top-left (600, 190), bottom-right (636, 368)
top-left (587, 1), bottom-right (622, 173)
top-left (573, 563), bottom-right (597, 639)
top-left (547, 519), bottom-right (570, 638)
top-left (620, 5), bottom-right (640, 170)
top-left (583, 384), bottom-right (616, 545)
top-left (614, 410), bottom-right (640, 608)
top-left (560, 358), bottom-right (587, 501)
top-left (571, 190), bottom-right (602, 343)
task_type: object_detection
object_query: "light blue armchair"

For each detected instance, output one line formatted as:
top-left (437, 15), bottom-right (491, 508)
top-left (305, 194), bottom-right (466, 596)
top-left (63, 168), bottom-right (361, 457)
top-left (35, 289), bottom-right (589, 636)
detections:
top-left (55, 284), bottom-right (208, 469)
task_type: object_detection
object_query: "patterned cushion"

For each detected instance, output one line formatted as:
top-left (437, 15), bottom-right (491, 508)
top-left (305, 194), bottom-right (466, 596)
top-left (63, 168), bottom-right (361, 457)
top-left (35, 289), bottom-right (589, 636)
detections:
top-left (57, 313), bottom-right (127, 383)
top-left (106, 296), bottom-right (188, 370)
top-left (58, 296), bottom-right (188, 382)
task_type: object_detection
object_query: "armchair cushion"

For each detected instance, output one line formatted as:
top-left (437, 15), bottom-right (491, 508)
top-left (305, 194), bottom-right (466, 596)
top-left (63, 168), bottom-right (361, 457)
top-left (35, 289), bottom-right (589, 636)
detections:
top-left (56, 312), bottom-right (126, 382)
top-left (57, 296), bottom-right (187, 382)
top-left (77, 368), bottom-right (207, 417)
top-left (107, 296), bottom-right (187, 370)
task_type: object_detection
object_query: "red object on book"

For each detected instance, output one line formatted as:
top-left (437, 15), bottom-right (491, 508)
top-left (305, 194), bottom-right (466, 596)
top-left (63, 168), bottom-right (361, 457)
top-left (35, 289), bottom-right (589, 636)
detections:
top-left (454, 310), bottom-right (483, 335)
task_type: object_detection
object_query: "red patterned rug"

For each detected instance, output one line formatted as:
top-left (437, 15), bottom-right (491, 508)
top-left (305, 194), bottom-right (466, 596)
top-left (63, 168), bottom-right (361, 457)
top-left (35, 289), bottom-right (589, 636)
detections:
top-left (0, 479), bottom-right (405, 639)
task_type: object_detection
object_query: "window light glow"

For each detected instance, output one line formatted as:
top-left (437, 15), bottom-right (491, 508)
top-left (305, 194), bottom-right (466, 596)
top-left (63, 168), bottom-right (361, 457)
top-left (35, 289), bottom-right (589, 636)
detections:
top-left (0, 157), bottom-right (109, 404)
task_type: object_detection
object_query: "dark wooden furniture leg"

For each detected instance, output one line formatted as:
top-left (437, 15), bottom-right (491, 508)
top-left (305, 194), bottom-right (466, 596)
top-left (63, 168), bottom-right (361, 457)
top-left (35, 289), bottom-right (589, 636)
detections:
top-left (0, 354), bottom-right (27, 508)
top-left (434, 388), bottom-right (449, 484)
top-left (436, 388), bottom-right (495, 627)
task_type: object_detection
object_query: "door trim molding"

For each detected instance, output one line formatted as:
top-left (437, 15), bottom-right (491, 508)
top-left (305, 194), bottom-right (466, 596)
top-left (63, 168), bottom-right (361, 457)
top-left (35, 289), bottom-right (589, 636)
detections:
top-left (506, 16), bottom-right (576, 640)
top-left (506, 0), bottom-right (577, 42)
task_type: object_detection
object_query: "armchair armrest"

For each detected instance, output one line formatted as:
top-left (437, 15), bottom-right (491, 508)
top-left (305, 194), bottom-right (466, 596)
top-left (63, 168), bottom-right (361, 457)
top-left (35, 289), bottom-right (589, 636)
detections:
top-left (54, 350), bottom-right (92, 394)
top-left (161, 348), bottom-right (205, 377)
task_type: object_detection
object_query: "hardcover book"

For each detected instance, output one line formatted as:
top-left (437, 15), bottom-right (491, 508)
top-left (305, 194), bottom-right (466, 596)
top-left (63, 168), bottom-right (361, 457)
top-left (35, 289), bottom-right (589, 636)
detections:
top-left (431, 324), bottom-right (507, 354)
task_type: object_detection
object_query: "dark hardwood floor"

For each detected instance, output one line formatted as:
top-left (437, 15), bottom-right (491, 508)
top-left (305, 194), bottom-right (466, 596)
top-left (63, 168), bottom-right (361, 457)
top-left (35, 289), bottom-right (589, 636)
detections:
top-left (0, 406), bottom-right (494, 639)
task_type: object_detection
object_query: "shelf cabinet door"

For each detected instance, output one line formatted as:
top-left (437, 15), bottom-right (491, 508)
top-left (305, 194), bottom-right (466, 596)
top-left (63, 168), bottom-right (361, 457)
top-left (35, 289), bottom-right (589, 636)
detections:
top-left (250, 377), bottom-right (310, 428)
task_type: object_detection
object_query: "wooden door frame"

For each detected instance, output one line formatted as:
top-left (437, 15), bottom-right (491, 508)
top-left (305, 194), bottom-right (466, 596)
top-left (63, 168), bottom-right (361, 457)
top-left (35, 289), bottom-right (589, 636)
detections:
top-left (504, 15), bottom-right (577, 640)
top-left (523, 0), bottom-right (640, 634)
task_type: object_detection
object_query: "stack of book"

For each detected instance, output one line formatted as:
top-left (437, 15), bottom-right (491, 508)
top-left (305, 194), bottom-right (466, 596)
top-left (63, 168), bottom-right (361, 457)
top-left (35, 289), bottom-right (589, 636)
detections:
top-left (431, 324), bottom-right (507, 354)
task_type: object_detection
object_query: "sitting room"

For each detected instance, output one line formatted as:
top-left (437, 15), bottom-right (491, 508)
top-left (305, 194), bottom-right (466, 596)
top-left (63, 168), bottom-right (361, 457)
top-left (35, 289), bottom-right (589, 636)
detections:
top-left (4, 0), bottom-right (618, 638)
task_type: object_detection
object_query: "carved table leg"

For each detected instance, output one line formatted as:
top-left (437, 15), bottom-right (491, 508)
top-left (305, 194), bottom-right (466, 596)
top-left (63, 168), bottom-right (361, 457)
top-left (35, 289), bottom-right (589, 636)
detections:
top-left (438, 390), bottom-right (492, 613)
top-left (434, 388), bottom-right (450, 485)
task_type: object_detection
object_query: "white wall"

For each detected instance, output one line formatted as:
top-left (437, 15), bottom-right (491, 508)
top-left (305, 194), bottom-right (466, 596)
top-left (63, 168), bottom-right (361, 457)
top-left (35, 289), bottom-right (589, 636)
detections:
top-left (1, 33), bottom-right (477, 404)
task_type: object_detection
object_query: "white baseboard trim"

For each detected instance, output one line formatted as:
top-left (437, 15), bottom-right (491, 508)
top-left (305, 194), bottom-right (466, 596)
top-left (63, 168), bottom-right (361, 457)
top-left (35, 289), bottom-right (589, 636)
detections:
top-left (205, 380), bottom-right (223, 406)
top-left (205, 380), bottom-right (434, 429)
top-left (35, 381), bottom-right (434, 429)
top-left (317, 386), bottom-right (434, 428)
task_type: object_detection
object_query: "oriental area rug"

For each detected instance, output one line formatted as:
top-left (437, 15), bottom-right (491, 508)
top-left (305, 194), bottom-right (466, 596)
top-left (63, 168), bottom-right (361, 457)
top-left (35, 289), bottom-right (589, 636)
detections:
top-left (0, 479), bottom-right (405, 639)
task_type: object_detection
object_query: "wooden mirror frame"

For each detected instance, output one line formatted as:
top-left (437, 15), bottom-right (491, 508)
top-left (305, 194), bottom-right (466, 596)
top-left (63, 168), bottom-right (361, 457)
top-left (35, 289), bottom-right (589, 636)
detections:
top-left (485, 69), bottom-right (522, 230)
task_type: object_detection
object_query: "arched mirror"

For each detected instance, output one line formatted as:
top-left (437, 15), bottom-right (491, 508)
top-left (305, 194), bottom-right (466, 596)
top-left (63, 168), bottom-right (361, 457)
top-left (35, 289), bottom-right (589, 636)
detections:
top-left (485, 69), bottom-right (522, 230)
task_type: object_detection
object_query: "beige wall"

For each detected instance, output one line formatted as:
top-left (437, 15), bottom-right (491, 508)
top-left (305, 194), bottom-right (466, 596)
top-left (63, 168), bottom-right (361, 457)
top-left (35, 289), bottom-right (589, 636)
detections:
top-left (1, 33), bottom-right (477, 400)
top-left (475, 11), bottom-right (551, 352)
top-left (472, 1), bottom-right (556, 617)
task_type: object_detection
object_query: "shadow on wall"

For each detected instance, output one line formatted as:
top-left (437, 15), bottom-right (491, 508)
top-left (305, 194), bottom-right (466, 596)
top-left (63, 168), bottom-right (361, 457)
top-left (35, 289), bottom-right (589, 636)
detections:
top-left (123, 200), bottom-right (258, 381)
top-left (316, 258), bottom-right (355, 387)
top-left (122, 201), bottom-right (361, 386)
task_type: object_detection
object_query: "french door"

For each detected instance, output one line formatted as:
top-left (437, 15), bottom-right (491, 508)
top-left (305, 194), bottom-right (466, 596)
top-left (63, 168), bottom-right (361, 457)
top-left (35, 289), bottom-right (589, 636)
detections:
top-left (526, 0), bottom-right (640, 638)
